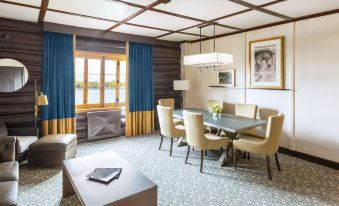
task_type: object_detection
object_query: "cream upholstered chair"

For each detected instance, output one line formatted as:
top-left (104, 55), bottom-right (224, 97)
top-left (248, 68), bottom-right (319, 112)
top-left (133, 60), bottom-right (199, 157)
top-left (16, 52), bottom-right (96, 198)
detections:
top-left (183, 110), bottom-right (229, 173)
top-left (235, 103), bottom-right (258, 159)
top-left (205, 100), bottom-right (224, 133)
top-left (233, 114), bottom-right (284, 180)
top-left (157, 105), bottom-right (185, 156)
top-left (158, 98), bottom-right (182, 125)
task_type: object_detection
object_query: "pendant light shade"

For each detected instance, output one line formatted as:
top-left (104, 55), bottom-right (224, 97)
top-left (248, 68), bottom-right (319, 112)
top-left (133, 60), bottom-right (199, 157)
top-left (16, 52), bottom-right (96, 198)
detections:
top-left (183, 52), bottom-right (233, 67)
top-left (183, 23), bottom-right (233, 68)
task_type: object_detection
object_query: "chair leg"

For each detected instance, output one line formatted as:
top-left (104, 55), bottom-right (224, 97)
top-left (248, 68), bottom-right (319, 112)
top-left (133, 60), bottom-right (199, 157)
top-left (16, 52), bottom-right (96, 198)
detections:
top-left (205, 150), bottom-right (208, 156)
top-left (247, 152), bottom-right (250, 160)
top-left (266, 156), bottom-right (272, 180)
top-left (274, 153), bottom-right (281, 171)
top-left (192, 147), bottom-right (194, 151)
top-left (233, 148), bottom-right (237, 169)
top-left (185, 146), bottom-right (190, 164)
top-left (170, 138), bottom-right (173, 156)
top-left (159, 135), bottom-right (164, 150)
top-left (200, 150), bottom-right (204, 173)
top-left (243, 152), bottom-right (246, 159)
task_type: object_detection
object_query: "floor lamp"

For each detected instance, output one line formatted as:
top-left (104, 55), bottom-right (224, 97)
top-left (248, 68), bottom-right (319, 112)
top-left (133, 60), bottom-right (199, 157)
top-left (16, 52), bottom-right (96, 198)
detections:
top-left (173, 80), bottom-right (190, 146)
top-left (34, 79), bottom-right (48, 136)
top-left (173, 80), bottom-right (190, 109)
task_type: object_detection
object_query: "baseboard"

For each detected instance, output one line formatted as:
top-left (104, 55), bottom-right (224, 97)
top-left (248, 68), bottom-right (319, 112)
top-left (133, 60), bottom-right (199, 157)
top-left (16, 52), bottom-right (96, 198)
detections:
top-left (278, 147), bottom-right (339, 170)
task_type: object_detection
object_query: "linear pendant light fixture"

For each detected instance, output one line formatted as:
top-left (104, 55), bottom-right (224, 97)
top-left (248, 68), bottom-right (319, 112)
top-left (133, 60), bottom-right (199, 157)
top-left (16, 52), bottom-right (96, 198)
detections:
top-left (183, 23), bottom-right (233, 70)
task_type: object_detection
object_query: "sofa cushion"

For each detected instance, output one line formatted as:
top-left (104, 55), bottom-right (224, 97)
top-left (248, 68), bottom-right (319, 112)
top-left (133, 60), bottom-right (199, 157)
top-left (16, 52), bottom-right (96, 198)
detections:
top-left (0, 122), bottom-right (8, 138)
top-left (0, 161), bottom-right (19, 181)
top-left (15, 136), bottom-right (38, 154)
top-left (0, 181), bottom-right (18, 206)
top-left (29, 134), bottom-right (77, 153)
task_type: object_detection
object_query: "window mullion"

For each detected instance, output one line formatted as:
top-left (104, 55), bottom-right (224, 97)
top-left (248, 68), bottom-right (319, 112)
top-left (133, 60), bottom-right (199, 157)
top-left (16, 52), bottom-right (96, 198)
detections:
top-left (100, 56), bottom-right (105, 107)
top-left (116, 60), bottom-right (120, 104)
top-left (84, 58), bottom-right (88, 105)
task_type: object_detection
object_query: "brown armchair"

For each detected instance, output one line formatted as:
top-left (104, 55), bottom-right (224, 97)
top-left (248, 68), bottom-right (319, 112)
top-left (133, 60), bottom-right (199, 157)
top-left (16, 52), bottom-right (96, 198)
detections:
top-left (0, 122), bottom-right (38, 161)
top-left (0, 136), bottom-right (19, 205)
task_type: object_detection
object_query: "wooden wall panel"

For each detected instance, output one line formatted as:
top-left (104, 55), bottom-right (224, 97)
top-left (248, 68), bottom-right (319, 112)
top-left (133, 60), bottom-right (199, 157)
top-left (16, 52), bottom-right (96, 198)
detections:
top-left (153, 42), bottom-right (182, 129)
top-left (0, 17), bottom-right (43, 129)
top-left (0, 17), bottom-right (181, 136)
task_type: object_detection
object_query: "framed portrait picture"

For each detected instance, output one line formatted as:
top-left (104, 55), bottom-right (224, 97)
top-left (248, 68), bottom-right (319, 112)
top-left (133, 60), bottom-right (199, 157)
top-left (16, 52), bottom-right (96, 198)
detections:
top-left (249, 36), bottom-right (284, 89)
top-left (217, 70), bottom-right (235, 87)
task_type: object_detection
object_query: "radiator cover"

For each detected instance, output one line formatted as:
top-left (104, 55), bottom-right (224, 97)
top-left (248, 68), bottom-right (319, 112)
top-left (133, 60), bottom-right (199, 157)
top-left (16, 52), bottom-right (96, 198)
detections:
top-left (87, 110), bottom-right (121, 141)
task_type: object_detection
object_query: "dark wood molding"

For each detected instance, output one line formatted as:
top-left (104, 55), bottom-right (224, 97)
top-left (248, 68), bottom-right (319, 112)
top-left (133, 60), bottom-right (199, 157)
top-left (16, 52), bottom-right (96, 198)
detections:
top-left (107, 0), bottom-right (168, 31)
top-left (190, 8), bottom-right (339, 43)
top-left (155, 0), bottom-right (286, 39)
top-left (229, 0), bottom-right (292, 20)
top-left (38, 0), bottom-right (49, 23)
top-left (278, 147), bottom-right (339, 170)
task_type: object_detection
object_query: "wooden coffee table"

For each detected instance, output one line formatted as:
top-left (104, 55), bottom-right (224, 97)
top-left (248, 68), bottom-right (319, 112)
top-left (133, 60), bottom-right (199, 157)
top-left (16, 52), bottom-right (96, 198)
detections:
top-left (62, 150), bottom-right (157, 206)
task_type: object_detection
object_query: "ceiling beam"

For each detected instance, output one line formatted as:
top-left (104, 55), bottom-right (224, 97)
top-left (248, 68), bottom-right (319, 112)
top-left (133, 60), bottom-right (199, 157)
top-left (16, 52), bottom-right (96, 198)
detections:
top-left (38, 0), bottom-right (49, 23)
top-left (190, 8), bottom-right (339, 43)
top-left (155, 0), bottom-right (287, 39)
top-left (106, 0), bottom-right (170, 31)
top-left (228, 0), bottom-right (292, 20)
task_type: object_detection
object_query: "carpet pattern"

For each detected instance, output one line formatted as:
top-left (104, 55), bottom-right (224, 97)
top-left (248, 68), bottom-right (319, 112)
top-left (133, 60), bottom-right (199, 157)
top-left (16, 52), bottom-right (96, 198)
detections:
top-left (18, 133), bottom-right (339, 206)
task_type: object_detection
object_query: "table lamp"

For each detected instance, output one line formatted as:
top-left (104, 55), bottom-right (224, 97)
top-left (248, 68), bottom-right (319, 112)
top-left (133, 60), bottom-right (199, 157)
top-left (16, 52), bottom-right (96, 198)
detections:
top-left (34, 79), bottom-right (48, 129)
top-left (173, 80), bottom-right (190, 108)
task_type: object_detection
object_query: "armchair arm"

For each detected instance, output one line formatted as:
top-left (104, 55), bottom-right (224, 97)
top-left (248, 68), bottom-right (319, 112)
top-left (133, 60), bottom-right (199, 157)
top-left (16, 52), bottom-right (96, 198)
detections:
top-left (0, 136), bottom-right (16, 162)
top-left (7, 127), bottom-right (38, 137)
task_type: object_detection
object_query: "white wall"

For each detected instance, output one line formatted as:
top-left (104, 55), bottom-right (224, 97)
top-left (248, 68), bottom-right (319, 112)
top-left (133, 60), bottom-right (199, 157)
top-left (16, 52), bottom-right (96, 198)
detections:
top-left (181, 13), bottom-right (339, 162)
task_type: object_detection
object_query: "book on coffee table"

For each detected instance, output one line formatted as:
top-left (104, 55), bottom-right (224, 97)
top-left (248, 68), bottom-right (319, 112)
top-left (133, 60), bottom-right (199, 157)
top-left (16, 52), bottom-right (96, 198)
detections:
top-left (87, 168), bottom-right (122, 184)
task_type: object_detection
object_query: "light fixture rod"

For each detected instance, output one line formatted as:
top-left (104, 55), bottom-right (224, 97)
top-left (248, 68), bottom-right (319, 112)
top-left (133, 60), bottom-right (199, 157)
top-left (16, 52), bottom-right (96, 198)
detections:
top-left (199, 27), bottom-right (202, 54)
top-left (213, 22), bottom-right (216, 52)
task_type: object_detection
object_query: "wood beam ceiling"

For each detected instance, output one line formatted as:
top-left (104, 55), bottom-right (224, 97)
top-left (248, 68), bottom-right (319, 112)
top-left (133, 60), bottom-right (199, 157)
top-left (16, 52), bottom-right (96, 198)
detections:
top-left (38, 0), bottom-right (49, 23)
top-left (154, 0), bottom-right (286, 39)
top-left (106, 0), bottom-right (169, 31)
top-left (0, 0), bottom-right (338, 42)
top-left (229, 0), bottom-right (292, 20)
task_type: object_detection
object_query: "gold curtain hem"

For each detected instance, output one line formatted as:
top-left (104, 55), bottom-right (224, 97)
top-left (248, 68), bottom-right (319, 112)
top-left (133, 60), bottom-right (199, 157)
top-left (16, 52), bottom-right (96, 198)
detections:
top-left (42, 117), bottom-right (76, 136)
top-left (125, 111), bottom-right (154, 137)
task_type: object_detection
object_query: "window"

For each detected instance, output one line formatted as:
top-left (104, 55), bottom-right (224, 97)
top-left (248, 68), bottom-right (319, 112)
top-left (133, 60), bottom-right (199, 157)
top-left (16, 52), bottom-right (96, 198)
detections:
top-left (75, 51), bottom-right (126, 110)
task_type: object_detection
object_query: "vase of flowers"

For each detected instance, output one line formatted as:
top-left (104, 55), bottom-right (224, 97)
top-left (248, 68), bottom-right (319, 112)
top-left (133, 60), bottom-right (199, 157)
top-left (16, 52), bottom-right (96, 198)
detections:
top-left (208, 105), bottom-right (222, 118)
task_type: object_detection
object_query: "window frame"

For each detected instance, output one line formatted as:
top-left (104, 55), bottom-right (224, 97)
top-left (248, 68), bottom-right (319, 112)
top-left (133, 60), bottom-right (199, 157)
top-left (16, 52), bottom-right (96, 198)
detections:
top-left (74, 51), bottom-right (126, 111)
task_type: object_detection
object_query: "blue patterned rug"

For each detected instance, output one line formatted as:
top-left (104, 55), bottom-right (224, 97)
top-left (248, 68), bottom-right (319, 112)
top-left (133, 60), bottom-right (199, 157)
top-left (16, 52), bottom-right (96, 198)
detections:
top-left (18, 132), bottom-right (339, 206)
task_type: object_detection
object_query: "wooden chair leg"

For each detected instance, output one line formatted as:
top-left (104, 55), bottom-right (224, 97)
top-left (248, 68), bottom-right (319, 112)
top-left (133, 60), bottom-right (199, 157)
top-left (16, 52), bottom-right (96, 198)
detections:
top-left (159, 135), bottom-right (164, 150)
top-left (247, 152), bottom-right (250, 160)
top-left (205, 150), bottom-right (208, 156)
top-left (266, 156), bottom-right (272, 180)
top-left (185, 146), bottom-right (190, 164)
top-left (233, 148), bottom-right (237, 169)
top-left (274, 153), bottom-right (281, 171)
top-left (170, 138), bottom-right (173, 156)
top-left (243, 151), bottom-right (246, 159)
top-left (200, 150), bottom-right (204, 173)
top-left (192, 147), bottom-right (194, 151)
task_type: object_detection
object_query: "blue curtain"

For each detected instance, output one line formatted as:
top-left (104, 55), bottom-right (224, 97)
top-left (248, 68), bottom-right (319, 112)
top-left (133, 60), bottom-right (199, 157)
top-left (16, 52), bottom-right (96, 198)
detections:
top-left (126, 42), bottom-right (154, 136)
top-left (41, 31), bottom-right (75, 135)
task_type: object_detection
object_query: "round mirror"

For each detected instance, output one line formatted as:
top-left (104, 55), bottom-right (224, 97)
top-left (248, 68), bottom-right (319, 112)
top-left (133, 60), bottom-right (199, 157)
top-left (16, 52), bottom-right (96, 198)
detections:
top-left (0, 58), bottom-right (29, 92)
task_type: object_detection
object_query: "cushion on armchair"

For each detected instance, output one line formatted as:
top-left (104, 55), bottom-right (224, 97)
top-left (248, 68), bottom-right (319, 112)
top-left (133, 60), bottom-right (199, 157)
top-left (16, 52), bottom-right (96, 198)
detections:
top-left (0, 122), bottom-right (8, 138)
top-left (0, 137), bottom-right (16, 162)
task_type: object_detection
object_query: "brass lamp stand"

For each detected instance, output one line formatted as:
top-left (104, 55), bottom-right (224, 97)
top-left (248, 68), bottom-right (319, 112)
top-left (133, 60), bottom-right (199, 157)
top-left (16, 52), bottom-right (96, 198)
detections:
top-left (34, 79), bottom-right (48, 135)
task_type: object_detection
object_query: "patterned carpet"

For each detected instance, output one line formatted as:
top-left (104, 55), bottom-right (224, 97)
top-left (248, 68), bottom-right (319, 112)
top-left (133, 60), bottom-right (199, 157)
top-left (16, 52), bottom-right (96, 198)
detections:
top-left (18, 132), bottom-right (339, 206)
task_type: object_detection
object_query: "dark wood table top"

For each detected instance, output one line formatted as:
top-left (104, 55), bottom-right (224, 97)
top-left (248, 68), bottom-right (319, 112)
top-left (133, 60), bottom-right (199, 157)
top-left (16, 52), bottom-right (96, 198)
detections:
top-left (63, 150), bottom-right (157, 206)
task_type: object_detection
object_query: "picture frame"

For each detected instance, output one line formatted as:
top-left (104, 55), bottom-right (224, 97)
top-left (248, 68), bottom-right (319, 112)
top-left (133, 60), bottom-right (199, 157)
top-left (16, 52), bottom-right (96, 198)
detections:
top-left (249, 36), bottom-right (284, 89)
top-left (217, 70), bottom-right (235, 87)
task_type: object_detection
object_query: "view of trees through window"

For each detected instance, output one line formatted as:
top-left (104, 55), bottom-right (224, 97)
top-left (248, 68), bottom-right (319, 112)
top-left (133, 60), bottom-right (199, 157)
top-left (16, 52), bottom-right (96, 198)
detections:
top-left (75, 52), bottom-right (126, 109)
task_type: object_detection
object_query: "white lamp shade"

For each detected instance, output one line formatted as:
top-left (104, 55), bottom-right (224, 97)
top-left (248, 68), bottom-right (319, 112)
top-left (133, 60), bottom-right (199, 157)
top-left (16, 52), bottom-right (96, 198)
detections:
top-left (183, 52), bottom-right (233, 66)
top-left (173, 80), bottom-right (190, 91)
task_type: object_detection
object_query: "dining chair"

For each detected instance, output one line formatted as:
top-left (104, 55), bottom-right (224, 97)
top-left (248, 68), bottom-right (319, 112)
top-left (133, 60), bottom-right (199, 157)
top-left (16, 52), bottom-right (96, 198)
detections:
top-left (157, 105), bottom-right (185, 156)
top-left (158, 98), bottom-right (183, 125)
top-left (235, 103), bottom-right (258, 159)
top-left (233, 114), bottom-right (284, 180)
top-left (183, 110), bottom-right (229, 173)
top-left (205, 100), bottom-right (224, 133)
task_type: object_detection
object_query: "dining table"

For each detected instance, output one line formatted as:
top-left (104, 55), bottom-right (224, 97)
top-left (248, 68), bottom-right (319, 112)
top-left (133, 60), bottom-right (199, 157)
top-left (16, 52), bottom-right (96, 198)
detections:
top-left (173, 108), bottom-right (267, 166)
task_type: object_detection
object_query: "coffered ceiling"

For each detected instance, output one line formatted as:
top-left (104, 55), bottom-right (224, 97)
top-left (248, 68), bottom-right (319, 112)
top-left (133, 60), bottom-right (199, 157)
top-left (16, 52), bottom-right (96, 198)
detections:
top-left (1, 0), bottom-right (339, 42)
